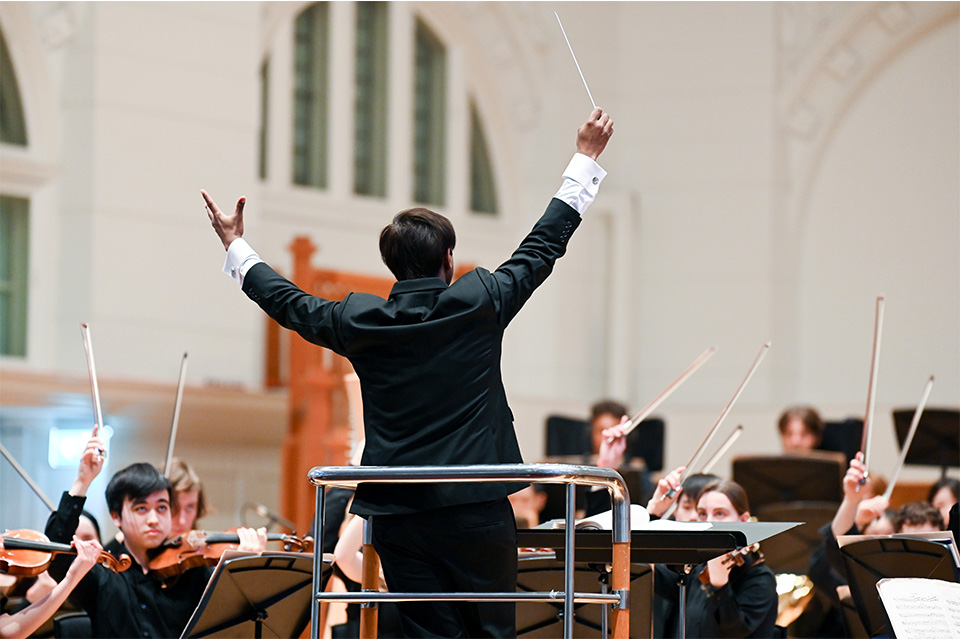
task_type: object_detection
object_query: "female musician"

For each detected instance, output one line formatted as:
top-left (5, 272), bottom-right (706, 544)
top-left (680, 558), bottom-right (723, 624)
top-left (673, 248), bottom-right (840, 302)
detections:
top-left (928, 477), bottom-right (959, 526)
top-left (43, 425), bottom-right (267, 638)
top-left (0, 536), bottom-right (101, 639)
top-left (653, 479), bottom-right (779, 638)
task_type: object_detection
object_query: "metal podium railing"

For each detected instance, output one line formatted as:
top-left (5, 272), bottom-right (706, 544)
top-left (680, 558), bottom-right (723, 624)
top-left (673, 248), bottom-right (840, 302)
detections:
top-left (307, 463), bottom-right (632, 639)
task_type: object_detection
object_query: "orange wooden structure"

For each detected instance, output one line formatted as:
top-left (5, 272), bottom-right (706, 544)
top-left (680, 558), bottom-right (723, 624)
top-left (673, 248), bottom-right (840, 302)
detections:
top-left (268, 236), bottom-right (393, 534)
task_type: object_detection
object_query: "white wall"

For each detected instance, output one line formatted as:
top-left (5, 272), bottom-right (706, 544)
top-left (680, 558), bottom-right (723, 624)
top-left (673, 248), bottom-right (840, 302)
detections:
top-left (2, 3), bottom-right (956, 523)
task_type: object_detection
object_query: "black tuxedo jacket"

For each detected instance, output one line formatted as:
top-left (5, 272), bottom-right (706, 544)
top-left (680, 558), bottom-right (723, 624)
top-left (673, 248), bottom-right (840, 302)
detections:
top-left (242, 197), bottom-right (581, 515)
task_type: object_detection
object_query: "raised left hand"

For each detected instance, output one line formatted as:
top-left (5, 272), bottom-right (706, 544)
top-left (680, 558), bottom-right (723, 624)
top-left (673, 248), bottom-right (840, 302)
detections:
top-left (202, 189), bottom-right (245, 251)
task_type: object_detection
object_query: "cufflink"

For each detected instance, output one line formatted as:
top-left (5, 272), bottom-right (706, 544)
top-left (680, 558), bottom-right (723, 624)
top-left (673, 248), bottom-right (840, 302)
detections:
top-left (592, 176), bottom-right (599, 185)
top-left (231, 267), bottom-right (237, 276)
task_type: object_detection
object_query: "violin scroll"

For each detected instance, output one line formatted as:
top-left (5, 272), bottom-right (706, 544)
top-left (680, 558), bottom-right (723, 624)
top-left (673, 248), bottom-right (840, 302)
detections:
top-left (698, 542), bottom-right (762, 587)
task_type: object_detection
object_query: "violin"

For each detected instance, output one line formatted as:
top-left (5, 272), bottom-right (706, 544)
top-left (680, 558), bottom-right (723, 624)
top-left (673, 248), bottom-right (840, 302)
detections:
top-left (699, 542), bottom-right (762, 586)
top-left (146, 530), bottom-right (314, 581)
top-left (1, 529), bottom-right (131, 577)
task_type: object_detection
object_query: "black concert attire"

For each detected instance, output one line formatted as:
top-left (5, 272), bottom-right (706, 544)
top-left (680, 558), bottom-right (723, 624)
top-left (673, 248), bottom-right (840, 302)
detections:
top-left (654, 553), bottom-right (779, 639)
top-left (45, 492), bottom-right (212, 639)
top-left (224, 154), bottom-right (606, 638)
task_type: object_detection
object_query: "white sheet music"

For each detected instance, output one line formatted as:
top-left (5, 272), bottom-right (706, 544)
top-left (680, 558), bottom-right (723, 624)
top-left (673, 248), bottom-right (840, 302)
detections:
top-left (877, 578), bottom-right (960, 639)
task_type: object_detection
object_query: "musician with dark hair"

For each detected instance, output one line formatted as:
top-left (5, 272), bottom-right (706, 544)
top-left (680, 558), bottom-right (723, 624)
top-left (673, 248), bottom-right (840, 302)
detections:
top-left (43, 426), bottom-right (265, 638)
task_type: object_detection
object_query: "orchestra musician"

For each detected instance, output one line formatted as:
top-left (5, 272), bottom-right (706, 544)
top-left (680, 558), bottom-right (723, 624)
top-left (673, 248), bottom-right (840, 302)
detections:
top-left (804, 452), bottom-right (888, 637)
top-left (777, 405), bottom-right (824, 454)
top-left (105, 457), bottom-right (207, 559)
top-left (42, 425), bottom-right (267, 638)
top-left (0, 536), bottom-right (102, 639)
top-left (652, 478), bottom-right (779, 638)
top-left (166, 458), bottom-right (208, 540)
top-left (927, 476), bottom-right (959, 525)
top-left (204, 107), bottom-right (613, 638)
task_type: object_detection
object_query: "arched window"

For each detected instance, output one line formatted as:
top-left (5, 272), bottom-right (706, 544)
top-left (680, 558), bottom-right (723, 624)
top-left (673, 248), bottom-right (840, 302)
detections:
top-left (292, 2), bottom-right (330, 188)
top-left (263, 3), bottom-right (500, 219)
top-left (0, 27), bottom-right (26, 146)
top-left (0, 25), bottom-right (29, 356)
top-left (412, 19), bottom-right (446, 206)
top-left (469, 100), bottom-right (497, 215)
top-left (354, 1), bottom-right (388, 197)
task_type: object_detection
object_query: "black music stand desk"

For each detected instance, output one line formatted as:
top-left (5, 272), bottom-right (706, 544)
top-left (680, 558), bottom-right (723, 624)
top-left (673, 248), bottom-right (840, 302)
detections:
top-left (181, 551), bottom-right (331, 639)
top-left (519, 521), bottom-right (799, 638)
top-left (520, 520), bottom-right (799, 565)
top-left (838, 532), bottom-right (960, 638)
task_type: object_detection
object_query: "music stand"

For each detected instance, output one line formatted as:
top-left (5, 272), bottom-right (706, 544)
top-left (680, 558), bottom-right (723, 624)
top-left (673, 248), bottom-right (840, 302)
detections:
top-left (818, 418), bottom-right (864, 464)
top-left (892, 407), bottom-right (960, 475)
top-left (544, 415), bottom-right (665, 472)
top-left (732, 453), bottom-right (844, 512)
top-left (516, 554), bottom-right (654, 638)
top-left (754, 501), bottom-right (838, 574)
top-left (519, 522), bottom-right (799, 639)
top-left (837, 533), bottom-right (960, 638)
top-left (181, 551), bottom-right (331, 639)
top-left (545, 415), bottom-right (591, 458)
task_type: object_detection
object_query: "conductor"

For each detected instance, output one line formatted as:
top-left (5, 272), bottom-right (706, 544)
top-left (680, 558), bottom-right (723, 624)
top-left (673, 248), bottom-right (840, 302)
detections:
top-left (203, 107), bottom-right (613, 638)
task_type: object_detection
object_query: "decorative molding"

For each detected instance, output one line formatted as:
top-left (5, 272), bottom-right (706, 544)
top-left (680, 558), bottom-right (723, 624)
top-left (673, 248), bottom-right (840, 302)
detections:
top-left (776, 1), bottom-right (959, 231)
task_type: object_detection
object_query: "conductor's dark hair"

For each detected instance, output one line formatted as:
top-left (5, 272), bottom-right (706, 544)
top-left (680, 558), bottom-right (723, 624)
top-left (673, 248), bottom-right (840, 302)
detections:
top-left (105, 463), bottom-right (172, 516)
top-left (379, 208), bottom-right (456, 281)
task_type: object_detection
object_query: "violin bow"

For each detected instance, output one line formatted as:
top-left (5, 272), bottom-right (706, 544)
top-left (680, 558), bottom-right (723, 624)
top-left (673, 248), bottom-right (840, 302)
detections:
top-left (859, 296), bottom-right (885, 488)
top-left (701, 425), bottom-right (744, 475)
top-left (163, 352), bottom-right (189, 475)
top-left (882, 376), bottom-right (934, 502)
top-left (608, 346), bottom-right (717, 443)
top-left (0, 442), bottom-right (56, 512)
top-left (665, 342), bottom-right (771, 499)
top-left (660, 424), bottom-right (743, 521)
top-left (80, 323), bottom-right (105, 434)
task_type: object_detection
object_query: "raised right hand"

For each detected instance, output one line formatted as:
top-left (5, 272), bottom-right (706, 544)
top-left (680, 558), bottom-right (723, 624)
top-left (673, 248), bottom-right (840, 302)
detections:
top-left (576, 107), bottom-right (614, 161)
top-left (647, 465), bottom-right (686, 517)
top-left (76, 424), bottom-right (106, 489)
top-left (842, 452), bottom-right (867, 500)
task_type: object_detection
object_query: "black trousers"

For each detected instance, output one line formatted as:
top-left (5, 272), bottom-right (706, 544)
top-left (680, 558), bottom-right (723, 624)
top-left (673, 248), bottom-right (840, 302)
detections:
top-left (371, 498), bottom-right (518, 639)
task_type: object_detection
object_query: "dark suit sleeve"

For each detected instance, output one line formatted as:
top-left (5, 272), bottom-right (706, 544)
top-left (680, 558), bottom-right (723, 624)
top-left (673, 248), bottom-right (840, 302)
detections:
top-left (44, 492), bottom-right (85, 581)
top-left (241, 263), bottom-right (347, 354)
top-left (485, 198), bottom-right (581, 325)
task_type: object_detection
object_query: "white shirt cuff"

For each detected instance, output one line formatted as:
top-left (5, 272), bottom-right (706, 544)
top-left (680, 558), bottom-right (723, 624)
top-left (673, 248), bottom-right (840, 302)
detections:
top-left (222, 238), bottom-right (262, 285)
top-left (554, 153), bottom-right (607, 215)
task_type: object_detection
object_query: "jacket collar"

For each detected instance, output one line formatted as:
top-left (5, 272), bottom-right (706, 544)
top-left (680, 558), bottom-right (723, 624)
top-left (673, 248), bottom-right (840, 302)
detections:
top-left (389, 277), bottom-right (449, 297)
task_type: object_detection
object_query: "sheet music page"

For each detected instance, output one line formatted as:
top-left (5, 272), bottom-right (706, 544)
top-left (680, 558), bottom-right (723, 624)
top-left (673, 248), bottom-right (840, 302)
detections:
top-left (552, 503), bottom-right (651, 530)
top-left (641, 519), bottom-right (712, 531)
top-left (877, 578), bottom-right (960, 639)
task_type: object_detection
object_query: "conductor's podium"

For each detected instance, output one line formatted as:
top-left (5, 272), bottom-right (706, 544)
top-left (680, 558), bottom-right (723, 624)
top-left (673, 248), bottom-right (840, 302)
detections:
top-left (307, 463), bottom-right (799, 639)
